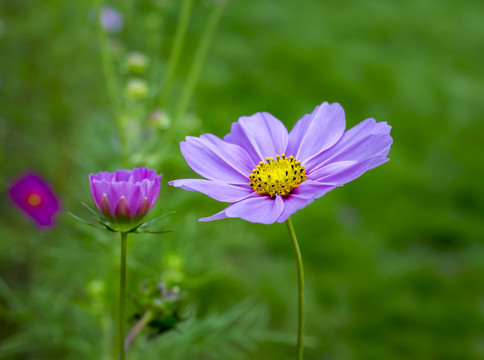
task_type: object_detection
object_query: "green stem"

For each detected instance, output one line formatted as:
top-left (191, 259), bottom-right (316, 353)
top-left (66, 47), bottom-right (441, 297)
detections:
top-left (155, 0), bottom-right (226, 163)
top-left (173, 0), bottom-right (227, 121)
top-left (285, 218), bottom-right (305, 360)
top-left (159, 0), bottom-right (194, 107)
top-left (96, 1), bottom-right (128, 166)
top-left (119, 232), bottom-right (128, 360)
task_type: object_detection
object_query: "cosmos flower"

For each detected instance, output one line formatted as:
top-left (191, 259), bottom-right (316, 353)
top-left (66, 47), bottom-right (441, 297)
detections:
top-left (100, 6), bottom-right (124, 34)
top-left (169, 102), bottom-right (392, 224)
top-left (8, 172), bottom-right (61, 227)
top-left (89, 167), bottom-right (162, 231)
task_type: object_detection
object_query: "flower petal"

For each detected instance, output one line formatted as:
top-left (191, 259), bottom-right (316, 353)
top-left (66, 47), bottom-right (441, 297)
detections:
top-left (286, 102), bottom-right (346, 162)
top-left (224, 112), bottom-right (288, 163)
top-left (169, 179), bottom-right (253, 203)
top-left (125, 184), bottom-right (140, 217)
top-left (89, 178), bottom-right (108, 211)
top-left (314, 156), bottom-right (389, 185)
top-left (305, 118), bottom-right (392, 172)
top-left (199, 208), bottom-right (229, 222)
top-left (224, 195), bottom-right (285, 224)
top-left (180, 134), bottom-right (255, 184)
top-left (276, 181), bottom-right (336, 222)
top-left (307, 161), bottom-right (358, 182)
top-left (115, 196), bottom-right (130, 218)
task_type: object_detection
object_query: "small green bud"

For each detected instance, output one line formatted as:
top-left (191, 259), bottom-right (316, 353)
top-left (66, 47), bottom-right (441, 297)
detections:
top-left (149, 109), bottom-right (171, 130)
top-left (126, 52), bottom-right (150, 74)
top-left (125, 78), bottom-right (148, 99)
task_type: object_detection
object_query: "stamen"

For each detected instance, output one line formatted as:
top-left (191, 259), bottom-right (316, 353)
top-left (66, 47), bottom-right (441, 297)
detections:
top-left (27, 193), bottom-right (42, 207)
top-left (249, 154), bottom-right (307, 197)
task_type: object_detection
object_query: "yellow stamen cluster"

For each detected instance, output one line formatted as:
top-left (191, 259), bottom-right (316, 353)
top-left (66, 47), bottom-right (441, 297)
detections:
top-left (249, 154), bottom-right (307, 198)
top-left (27, 193), bottom-right (42, 207)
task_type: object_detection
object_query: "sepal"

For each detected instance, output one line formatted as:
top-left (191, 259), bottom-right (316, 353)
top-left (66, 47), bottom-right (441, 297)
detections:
top-left (70, 203), bottom-right (175, 234)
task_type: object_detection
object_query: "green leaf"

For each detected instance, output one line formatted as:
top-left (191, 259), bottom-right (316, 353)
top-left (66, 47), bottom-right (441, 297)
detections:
top-left (67, 212), bottom-right (99, 228)
top-left (139, 211), bottom-right (176, 228)
top-left (81, 201), bottom-right (103, 218)
top-left (134, 228), bottom-right (176, 235)
top-left (93, 218), bottom-right (117, 232)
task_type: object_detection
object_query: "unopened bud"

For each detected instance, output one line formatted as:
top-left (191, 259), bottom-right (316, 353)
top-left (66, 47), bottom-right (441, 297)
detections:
top-left (149, 109), bottom-right (171, 130)
top-left (126, 78), bottom-right (148, 99)
top-left (126, 52), bottom-right (150, 74)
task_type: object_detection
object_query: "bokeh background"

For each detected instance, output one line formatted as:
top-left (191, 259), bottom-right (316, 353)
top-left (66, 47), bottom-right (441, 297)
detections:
top-left (1, 0), bottom-right (484, 359)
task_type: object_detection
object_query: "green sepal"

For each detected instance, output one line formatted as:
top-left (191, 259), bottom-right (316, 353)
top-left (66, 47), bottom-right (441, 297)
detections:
top-left (139, 211), bottom-right (176, 229)
top-left (124, 211), bottom-right (176, 234)
top-left (67, 212), bottom-right (101, 228)
top-left (93, 217), bottom-right (118, 232)
top-left (132, 228), bottom-right (175, 235)
top-left (71, 203), bottom-right (175, 234)
top-left (81, 201), bottom-right (102, 218)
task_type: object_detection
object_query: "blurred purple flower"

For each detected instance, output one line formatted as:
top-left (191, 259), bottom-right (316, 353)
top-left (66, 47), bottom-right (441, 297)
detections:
top-left (8, 172), bottom-right (61, 227)
top-left (89, 167), bottom-right (162, 231)
top-left (170, 101), bottom-right (392, 224)
top-left (101, 6), bottom-right (123, 34)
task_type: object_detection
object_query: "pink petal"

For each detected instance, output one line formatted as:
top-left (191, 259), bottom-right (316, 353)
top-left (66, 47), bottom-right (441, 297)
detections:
top-left (306, 118), bottom-right (392, 173)
top-left (286, 102), bottom-right (346, 162)
top-left (169, 179), bottom-right (253, 203)
top-left (181, 134), bottom-right (255, 184)
top-left (224, 195), bottom-right (285, 224)
top-left (224, 112), bottom-right (288, 163)
top-left (276, 181), bottom-right (336, 222)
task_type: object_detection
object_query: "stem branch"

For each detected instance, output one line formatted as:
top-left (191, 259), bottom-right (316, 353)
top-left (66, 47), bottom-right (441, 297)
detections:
top-left (125, 310), bottom-right (154, 353)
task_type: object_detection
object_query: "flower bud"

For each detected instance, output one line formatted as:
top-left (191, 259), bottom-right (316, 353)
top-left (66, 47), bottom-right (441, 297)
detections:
top-left (125, 52), bottom-right (150, 74)
top-left (133, 279), bottom-right (187, 336)
top-left (125, 79), bottom-right (148, 99)
top-left (89, 167), bottom-right (162, 232)
top-left (149, 109), bottom-right (171, 130)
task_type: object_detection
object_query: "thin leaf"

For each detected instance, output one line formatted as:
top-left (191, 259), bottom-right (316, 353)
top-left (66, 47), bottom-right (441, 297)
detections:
top-left (94, 218), bottom-right (117, 232)
top-left (81, 201), bottom-right (102, 218)
top-left (134, 228), bottom-right (175, 235)
top-left (68, 212), bottom-right (99, 228)
top-left (139, 211), bottom-right (176, 228)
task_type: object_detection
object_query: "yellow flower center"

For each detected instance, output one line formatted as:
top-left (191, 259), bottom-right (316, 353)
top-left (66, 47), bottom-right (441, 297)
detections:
top-left (249, 154), bottom-right (307, 197)
top-left (27, 193), bottom-right (42, 207)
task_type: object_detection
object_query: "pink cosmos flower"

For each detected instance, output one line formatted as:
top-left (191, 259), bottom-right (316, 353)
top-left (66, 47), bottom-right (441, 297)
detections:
top-left (89, 167), bottom-right (162, 231)
top-left (8, 172), bottom-right (61, 227)
top-left (169, 102), bottom-right (392, 224)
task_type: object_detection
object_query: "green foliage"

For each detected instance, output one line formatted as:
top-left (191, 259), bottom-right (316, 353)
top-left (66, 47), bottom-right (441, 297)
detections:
top-left (1, 0), bottom-right (484, 359)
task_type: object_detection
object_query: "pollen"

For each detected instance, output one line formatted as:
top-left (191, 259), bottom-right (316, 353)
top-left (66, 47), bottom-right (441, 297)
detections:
top-left (249, 154), bottom-right (307, 197)
top-left (27, 193), bottom-right (42, 207)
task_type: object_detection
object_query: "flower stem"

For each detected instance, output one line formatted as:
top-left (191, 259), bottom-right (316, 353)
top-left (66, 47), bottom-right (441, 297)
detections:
top-left (173, 0), bottom-right (227, 121)
top-left (125, 310), bottom-right (154, 353)
top-left (95, 1), bottom-right (128, 167)
top-left (156, 0), bottom-right (226, 161)
top-left (285, 217), bottom-right (305, 360)
top-left (159, 0), bottom-right (194, 107)
top-left (119, 232), bottom-right (128, 360)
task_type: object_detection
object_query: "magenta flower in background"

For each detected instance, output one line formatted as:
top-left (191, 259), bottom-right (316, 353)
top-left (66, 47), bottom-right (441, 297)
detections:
top-left (170, 101), bottom-right (392, 224)
top-left (89, 167), bottom-right (162, 231)
top-left (101, 6), bottom-right (124, 34)
top-left (8, 172), bottom-right (61, 227)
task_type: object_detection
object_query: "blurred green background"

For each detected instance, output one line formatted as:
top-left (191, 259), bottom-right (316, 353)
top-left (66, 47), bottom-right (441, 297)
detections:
top-left (1, 0), bottom-right (484, 359)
